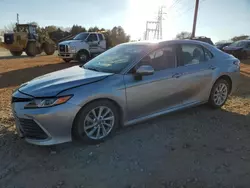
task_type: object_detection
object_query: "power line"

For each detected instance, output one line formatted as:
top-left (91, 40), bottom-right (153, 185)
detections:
top-left (174, 0), bottom-right (206, 20)
top-left (167, 0), bottom-right (182, 12)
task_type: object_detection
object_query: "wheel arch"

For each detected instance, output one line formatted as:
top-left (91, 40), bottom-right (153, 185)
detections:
top-left (77, 48), bottom-right (91, 58)
top-left (71, 98), bottom-right (124, 137)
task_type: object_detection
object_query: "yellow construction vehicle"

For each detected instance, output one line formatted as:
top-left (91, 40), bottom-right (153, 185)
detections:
top-left (0, 23), bottom-right (55, 57)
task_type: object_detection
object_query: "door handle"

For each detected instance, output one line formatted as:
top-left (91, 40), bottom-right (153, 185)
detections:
top-left (172, 73), bottom-right (182, 78)
top-left (209, 65), bottom-right (216, 70)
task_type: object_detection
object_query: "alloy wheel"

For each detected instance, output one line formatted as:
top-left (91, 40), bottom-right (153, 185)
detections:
top-left (83, 106), bottom-right (115, 140)
top-left (213, 82), bottom-right (228, 106)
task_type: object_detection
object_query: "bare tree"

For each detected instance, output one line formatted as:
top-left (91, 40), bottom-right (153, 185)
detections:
top-left (4, 22), bottom-right (16, 32)
top-left (176, 31), bottom-right (192, 39)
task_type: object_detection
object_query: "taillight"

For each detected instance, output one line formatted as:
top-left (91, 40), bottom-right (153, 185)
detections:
top-left (233, 60), bottom-right (240, 67)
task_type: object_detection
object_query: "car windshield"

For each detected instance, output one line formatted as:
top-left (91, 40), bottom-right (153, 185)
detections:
top-left (229, 41), bottom-right (247, 47)
top-left (73, 33), bottom-right (89, 40)
top-left (83, 44), bottom-right (150, 74)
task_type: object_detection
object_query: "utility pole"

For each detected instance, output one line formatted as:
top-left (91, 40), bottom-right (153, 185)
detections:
top-left (191, 0), bottom-right (199, 38)
top-left (16, 13), bottom-right (19, 24)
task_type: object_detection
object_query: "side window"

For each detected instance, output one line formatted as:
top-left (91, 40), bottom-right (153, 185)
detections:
top-left (178, 44), bottom-right (205, 66)
top-left (98, 34), bottom-right (104, 41)
top-left (246, 42), bottom-right (250, 49)
top-left (137, 45), bottom-right (176, 72)
top-left (204, 47), bottom-right (213, 60)
top-left (87, 34), bottom-right (98, 42)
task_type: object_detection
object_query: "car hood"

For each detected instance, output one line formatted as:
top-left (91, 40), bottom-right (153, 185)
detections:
top-left (18, 66), bottom-right (113, 97)
top-left (223, 46), bottom-right (243, 51)
top-left (59, 40), bottom-right (81, 45)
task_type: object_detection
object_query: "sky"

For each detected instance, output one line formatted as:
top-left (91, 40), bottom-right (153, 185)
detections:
top-left (0, 0), bottom-right (249, 43)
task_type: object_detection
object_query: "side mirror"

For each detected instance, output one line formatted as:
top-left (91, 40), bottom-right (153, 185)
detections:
top-left (136, 65), bottom-right (154, 76)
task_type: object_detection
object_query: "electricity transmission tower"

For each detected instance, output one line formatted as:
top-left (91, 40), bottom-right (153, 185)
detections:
top-left (144, 6), bottom-right (166, 40)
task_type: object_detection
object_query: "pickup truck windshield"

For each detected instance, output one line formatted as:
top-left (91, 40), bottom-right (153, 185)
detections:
top-left (83, 44), bottom-right (150, 74)
top-left (73, 33), bottom-right (89, 40)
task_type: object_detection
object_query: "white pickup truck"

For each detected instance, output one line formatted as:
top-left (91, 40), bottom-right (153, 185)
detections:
top-left (58, 32), bottom-right (106, 63)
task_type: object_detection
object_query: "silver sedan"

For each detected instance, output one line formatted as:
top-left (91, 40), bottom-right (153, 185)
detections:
top-left (11, 40), bottom-right (240, 145)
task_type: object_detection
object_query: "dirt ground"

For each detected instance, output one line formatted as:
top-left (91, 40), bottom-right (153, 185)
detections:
top-left (1, 55), bottom-right (250, 188)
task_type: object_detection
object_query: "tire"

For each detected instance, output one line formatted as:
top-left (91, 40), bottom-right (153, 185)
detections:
top-left (10, 51), bottom-right (22, 56)
top-left (76, 51), bottom-right (89, 64)
top-left (25, 42), bottom-right (37, 57)
top-left (73, 100), bottom-right (120, 144)
top-left (44, 42), bottom-right (55, 55)
top-left (208, 79), bottom-right (230, 108)
top-left (63, 58), bottom-right (72, 63)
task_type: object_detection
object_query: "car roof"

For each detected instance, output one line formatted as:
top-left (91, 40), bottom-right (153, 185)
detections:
top-left (123, 39), bottom-right (212, 46)
top-left (120, 39), bottom-right (223, 57)
top-left (235, 40), bottom-right (250, 42)
top-left (78, 32), bottom-right (104, 34)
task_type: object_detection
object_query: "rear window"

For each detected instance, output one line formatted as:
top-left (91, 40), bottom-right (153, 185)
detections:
top-left (203, 47), bottom-right (213, 60)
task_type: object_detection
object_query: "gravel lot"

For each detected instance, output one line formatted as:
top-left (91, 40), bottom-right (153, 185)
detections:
top-left (1, 54), bottom-right (250, 188)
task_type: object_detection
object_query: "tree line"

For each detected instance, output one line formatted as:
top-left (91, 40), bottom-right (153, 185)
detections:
top-left (175, 31), bottom-right (250, 43)
top-left (43, 25), bottom-right (130, 48)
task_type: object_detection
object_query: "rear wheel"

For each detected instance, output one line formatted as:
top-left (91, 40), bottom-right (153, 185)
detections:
top-left (25, 42), bottom-right (37, 57)
top-left (73, 100), bottom-right (120, 144)
top-left (208, 79), bottom-right (230, 108)
top-left (44, 42), bottom-right (55, 55)
top-left (10, 51), bottom-right (22, 56)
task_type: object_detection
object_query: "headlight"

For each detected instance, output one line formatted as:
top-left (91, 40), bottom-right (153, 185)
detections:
top-left (24, 95), bottom-right (72, 109)
top-left (69, 46), bottom-right (76, 53)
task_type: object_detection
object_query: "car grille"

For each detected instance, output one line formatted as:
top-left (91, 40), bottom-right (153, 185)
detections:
top-left (18, 118), bottom-right (48, 139)
top-left (59, 45), bottom-right (68, 53)
top-left (11, 97), bottom-right (32, 103)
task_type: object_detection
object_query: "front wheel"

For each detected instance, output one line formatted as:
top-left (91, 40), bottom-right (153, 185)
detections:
top-left (63, 58), bottom-right (72, 63)
top-left (10, 51), bottom-right (23, 56)
top-left (73, 100), bottom-right (120, 144)
top-left (44, 42), bottom-right (55, 55)
top-left (25, 42), bottom-right (37, 57)
top-left (208, 79), bottom-right (230, 108)
top-left (76, 51), bottom-right (89, 64)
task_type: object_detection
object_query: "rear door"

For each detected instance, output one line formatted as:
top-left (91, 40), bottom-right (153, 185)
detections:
top-left (172, 43), bottom-right (215, 104)
top-left (98, 34), bottom-right (106, 53)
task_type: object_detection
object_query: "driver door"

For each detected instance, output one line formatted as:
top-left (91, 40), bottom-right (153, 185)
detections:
top-left (124, 45), bottom-right (181, 120)
top-left (87, 33), bottom-right (99, 54)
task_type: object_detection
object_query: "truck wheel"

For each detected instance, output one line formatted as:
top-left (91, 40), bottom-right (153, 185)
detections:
top-left (10, 51), bottom-right (23, 56)
top-left (44, 42), bottom-right (55, 55)
top-left (76, 51), bottom-right (89, 64)
top-left (25, 42), bottom-right (37, 57)
top-left (63, 58), bottom-right (72, 63)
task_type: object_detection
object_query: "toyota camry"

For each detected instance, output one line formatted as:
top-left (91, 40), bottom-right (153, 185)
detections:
top-left (11, 40), bottom-right (240, 145)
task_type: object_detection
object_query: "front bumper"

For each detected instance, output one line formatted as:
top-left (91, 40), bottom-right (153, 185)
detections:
top-left (58, 53), bottom-right (76, 59)
top-left (12, 91), bottom-right (81, 145)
